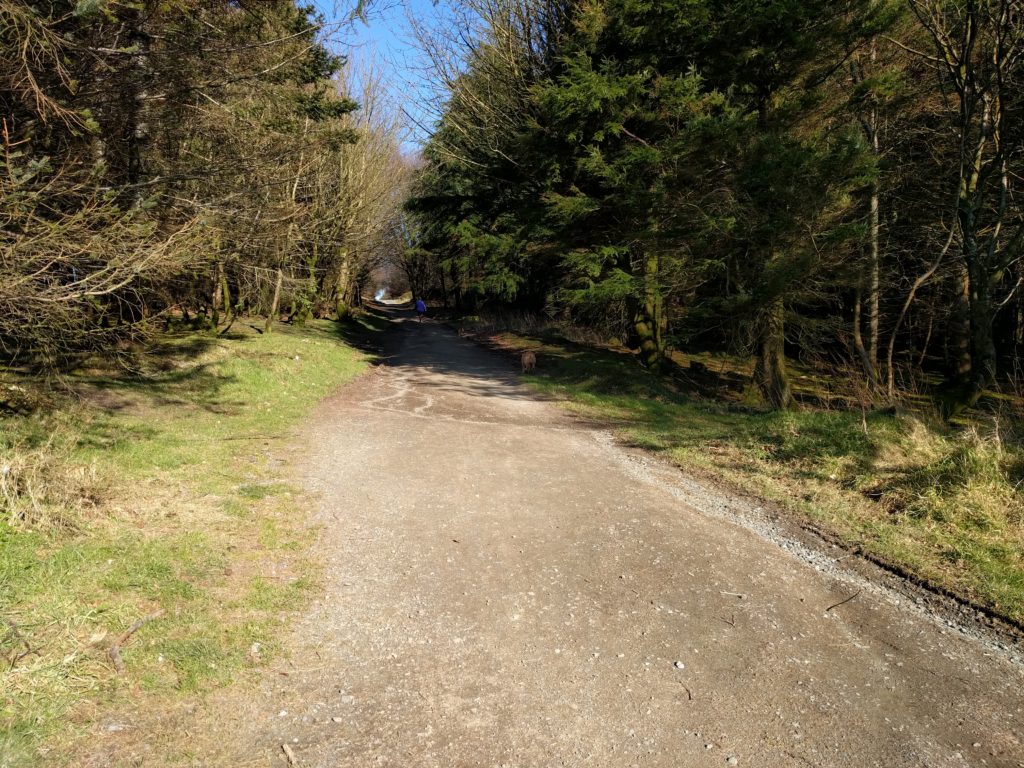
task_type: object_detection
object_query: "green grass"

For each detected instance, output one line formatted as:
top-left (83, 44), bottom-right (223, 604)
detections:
top-left (0, 319), bottom-right (366, 765)
top-left (493, 331), bottom-right (1024, 627)
top-left (70, 321), bottom-right (363, 489)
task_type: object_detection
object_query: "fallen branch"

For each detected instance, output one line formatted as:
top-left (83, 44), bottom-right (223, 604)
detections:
top-left (108, 610), bottom-right (164, 673)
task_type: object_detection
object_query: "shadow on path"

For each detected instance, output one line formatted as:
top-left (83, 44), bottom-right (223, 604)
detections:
top-left (336, 302), bottom-right (558, 408)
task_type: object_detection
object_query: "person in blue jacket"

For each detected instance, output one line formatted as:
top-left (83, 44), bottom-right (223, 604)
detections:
top-left (414, 297), bottom-right (427, 322)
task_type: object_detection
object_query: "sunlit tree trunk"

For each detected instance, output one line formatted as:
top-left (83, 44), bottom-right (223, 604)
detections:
top-left (633, 250), bottom-right (666, 372)
top-left (212, 261), bottom-right (223, 329)
top-left (335, 251), bottom-right (352, 318)
top-left (753, 294), bottom-right (792, 409)
top-left (265, 268), bottom-right (283, 334)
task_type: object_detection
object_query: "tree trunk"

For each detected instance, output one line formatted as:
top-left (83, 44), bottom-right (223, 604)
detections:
top-left (943, 47), bottom-right (996, 407)
top-left (957, 133), bottom-right (998, 396)
top-left (753, 296), bottom-right (792, 409)
top-left (221, 263), bottom-right (232, 320)
top-left (335, 251), bottom-right (352, 318)
top-left (967, 251), bottom-right (997, 392)
top-left (851, 36), bottom-right (882, 387)
top-left (449, 261), bottom-right (463, 312)
top-left (853, 284), bottom-right (875, 381)
top-left (633, 251), bottom-right (666, 372)
top-left (211, 260), bottom-right (225, 329)
top-left (867, 174), bottom-right (881, 373)
top-left (265, 268), bottom-right (283, 334)
top-left (936, 261), bottom-right (975, 418)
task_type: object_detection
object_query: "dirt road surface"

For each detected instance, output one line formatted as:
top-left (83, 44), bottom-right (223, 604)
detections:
top-left (92, 312), bottom-right (1023, 767)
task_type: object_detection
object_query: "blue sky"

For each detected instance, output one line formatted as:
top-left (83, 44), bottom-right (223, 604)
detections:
top-left (315, 0), bottom-right (450, 151)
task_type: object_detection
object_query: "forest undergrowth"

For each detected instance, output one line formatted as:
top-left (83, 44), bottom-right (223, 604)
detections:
top-left (0, 320), bottom-right (366, 765)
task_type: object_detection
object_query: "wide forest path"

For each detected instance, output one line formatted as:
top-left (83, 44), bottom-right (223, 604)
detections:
top-left (110, 310), bottom-right (1023, 767)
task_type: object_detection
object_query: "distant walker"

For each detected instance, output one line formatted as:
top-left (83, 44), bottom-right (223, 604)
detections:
top-left (414, 298), bottom-right (427, 322)
top-left (521, 350), bottom-right (537, 373)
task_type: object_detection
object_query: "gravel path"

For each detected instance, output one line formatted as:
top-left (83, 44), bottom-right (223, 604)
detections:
top-left (93, 311), bottom-right (1024, 767)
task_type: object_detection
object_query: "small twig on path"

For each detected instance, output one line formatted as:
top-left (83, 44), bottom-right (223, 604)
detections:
top-left (717, 614), bottom-right (736, 627)
top-left (680, 682), bottom-right (694, 701)
top-left (824, 589), bottom-right (862, 613)
top-left (275, 667), bottom-right (327, 676)
top-left (720, 591), bottom-right (746, 599)
top-left (785, 750), bottom-right (816, 766)
top-left (218, 435), bottom-right (281, 441)
top-left (108, 610), bottom-right (164, 673)
top-left (281, 743), bottom-right (298, 766)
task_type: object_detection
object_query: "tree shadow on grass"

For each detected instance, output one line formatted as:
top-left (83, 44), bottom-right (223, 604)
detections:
top-left (522, 336), bottom-right (893, 477)
top-left (70, 329), bottom-right (261, 417)
top-left (74, 362), bottom-right (244, 416)
top-left (76, 417), bottom-right (161, 451)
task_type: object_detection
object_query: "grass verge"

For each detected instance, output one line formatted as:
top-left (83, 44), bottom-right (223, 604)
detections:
top-left (0, 319), bottom-right (365, 766)
top-left (476, 329), bottom-right (1024, 629)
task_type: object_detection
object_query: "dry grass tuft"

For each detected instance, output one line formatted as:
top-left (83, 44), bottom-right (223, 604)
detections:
top-left (0, 424), bottom-right (103, 530)
top-left (873, 421), bottom-right (1024, 528)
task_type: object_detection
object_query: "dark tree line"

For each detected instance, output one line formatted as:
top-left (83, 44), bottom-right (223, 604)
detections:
top-left (407, 0), bottom-right (1024, 412)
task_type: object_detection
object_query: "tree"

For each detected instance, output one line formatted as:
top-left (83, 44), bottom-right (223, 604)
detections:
top-left (408, 0), bottom-right (1021, 415)
top-left (1, 0), bottom-right (412, 365)
top-left (907, 0), bottom-right (1024, 406)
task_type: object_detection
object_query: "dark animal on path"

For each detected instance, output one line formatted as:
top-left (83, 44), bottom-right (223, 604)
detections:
top-left (521, 350), bottom-right (537, 373)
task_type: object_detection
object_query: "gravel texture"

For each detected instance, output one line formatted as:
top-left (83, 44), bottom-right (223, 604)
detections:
top-left (83, 312), bottom-right (1024, 768)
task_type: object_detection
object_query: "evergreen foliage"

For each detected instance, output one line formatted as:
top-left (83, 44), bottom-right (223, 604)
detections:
top-left (408, 0), bottom-right (1024, 411)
